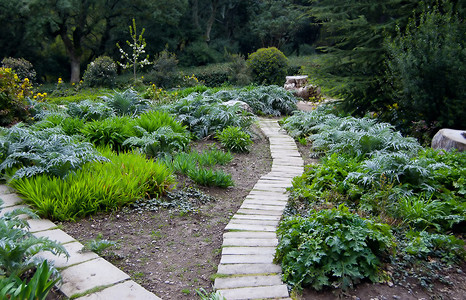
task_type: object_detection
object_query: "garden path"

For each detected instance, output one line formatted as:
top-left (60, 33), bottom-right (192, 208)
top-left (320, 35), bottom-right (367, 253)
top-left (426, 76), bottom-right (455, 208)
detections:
top-left (0, 117), bottom-right (303, 300)
top-left (213, 118), bottom-right (304, 300)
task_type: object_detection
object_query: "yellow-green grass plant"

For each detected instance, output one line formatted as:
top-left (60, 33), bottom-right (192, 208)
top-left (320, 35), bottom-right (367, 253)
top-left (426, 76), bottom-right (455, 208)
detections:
top-left (11, 148), bottom-right (175, 221)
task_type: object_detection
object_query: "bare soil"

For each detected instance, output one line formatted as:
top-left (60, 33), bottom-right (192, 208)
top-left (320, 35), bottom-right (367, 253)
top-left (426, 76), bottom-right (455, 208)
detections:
top-left (58, 116), bottom-right (466, 300)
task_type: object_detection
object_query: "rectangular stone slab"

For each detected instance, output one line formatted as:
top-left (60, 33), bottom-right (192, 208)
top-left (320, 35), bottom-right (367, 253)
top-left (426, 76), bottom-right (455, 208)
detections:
top-left (220, 254), bottom-right (274, 264)
top-left (232, 214), bottom-right (281, 221)
top-left (59, 258), bottom-right (130, 298)
top-left (218, 285), bottom-right (289, 299)
top-left (221, 246), bottom-right (276, 255)
top-left (0, 193), bottom-right (23, 207)
top-left (228, 218), bottom-right (279, 226)
top-left (236, 208), bottom-right (284, 216)
top-left (222, 238), bottom-right (278, 247)
top-left (225, 223), bottom-right (277, 232)
top-left (37, 241), bottom-right (99, 269)
top-left (217, 263), bottom-right (282, 275)
top-left (214, 275), bottom-right (284, 289)
top-left (0, 185), bottom-right (14, 195)
top-left (223, 231), bottom-right (277, 239)
top-left (75, 280), bottom-right (161, 300)
top-left (28, 219), bottom-right (58, 233)
top-left (240, 204), bottom-right (286, 211)
top-left (34, 229), bottom-right (76, 244)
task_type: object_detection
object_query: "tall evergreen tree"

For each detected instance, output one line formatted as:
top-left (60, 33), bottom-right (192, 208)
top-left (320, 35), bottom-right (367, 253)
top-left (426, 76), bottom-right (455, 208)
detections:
top-left (308, 0), bottom-right (422, 114)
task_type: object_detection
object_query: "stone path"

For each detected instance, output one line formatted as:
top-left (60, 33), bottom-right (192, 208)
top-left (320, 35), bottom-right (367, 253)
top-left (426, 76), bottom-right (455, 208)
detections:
top-left (214, 119), bottom-right (304, 300)
top-left (0, 118), bottom-right (303, 300)
top-left (0, 186), bottom-right (161, 300)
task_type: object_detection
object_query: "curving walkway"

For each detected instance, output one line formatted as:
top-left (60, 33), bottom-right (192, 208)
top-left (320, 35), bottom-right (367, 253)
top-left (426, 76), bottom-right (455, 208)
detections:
top-left (0, 118), bottom-right (303, 300)
top-left (214, 119), bottom-right (304, 300)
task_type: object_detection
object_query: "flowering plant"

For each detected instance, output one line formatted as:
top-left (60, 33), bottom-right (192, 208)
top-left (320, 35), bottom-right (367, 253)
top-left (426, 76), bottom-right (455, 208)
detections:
top-left (116, 19), bottom-right (151, 82)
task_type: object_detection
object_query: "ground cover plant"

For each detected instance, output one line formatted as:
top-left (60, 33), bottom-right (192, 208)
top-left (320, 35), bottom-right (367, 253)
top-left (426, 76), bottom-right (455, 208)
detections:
top-left (280, 108), bottom-right (466, 296)
top-left (0, 199), bottom-right (68, 299)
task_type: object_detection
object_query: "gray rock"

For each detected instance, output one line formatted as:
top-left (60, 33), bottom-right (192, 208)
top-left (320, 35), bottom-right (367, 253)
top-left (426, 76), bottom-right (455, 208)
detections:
top-left (431, 128), bottom-right (466, 152)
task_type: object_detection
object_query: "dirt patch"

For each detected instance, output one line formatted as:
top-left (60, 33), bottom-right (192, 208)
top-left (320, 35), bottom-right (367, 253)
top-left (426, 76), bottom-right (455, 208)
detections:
top-left (59, 124), bottom-right (272, 299)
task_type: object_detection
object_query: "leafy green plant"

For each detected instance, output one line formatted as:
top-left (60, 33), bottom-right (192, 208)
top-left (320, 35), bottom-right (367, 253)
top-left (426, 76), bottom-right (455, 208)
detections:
top-left (280, 107), bottom-right (335, 139)
top-left (170, 92), bottom-right (253, 139)
top-left (216, 126), bottom-right (252, 153)
top-left (135, 110), bottom-right (187, 134)
top-left (82, 234), bottom-right (116, 256)
top-left (309, 116), bottom-right (421, 157)
top-left (124, 126), bottom-right (191, 157)
top-left (100, 89), bottom-right (149, 117)
top-left (67, 99), bottom-right (114, 121)
top-left (0, 199), bottom-right (68, 279)
top-left (246, 47), bottom-right (288, 86)
top-left (196, 288), bottom-right (226, 300)
top-left (81, 116), bottom-right (135, 152)
top-left (0, 260), bottom-right (60, 300)
top-left (82, 56), bottom-right (117, 88)
top-left (0, 125), bottom-right (108, 179)
top-left (196, 149), bottom-right (233, 167)
top-left (11, 148), bottom-right (175, 221)
top-left (188, 168), bottom-right (234, 188)
top-left (403, 230), bottom-right (465, 262)
top-left (276, 205), bottom-right (395, 291)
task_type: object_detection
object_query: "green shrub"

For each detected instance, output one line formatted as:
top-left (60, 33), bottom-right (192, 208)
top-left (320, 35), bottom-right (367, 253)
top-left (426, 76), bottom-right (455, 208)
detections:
top-left (0, 125), bottom-right (108, 179)
top-left (216, 126), bottom-right (252, 153)
top-left (179, 41), bottom-right (221, 67)
top-left (403, 230), bottom-right (465, 262)
top-left (148, 49), bottom-right (180, 88)
top-left (0, 67), bottom-right (33, 126)
top-left (1, 57), bottom-right (36, 82)
top-left (385, 4), bottom-right (465, 130)
top-left (246, 47), bottom-right (288, 85)
top-left (276, 205), bottom-right (395, 291)
top-left (82, 56), bottom-right (117, 88)
top-left (188, 168), bottom-right (234, 188)
top-left (11, 149), bottom-right (175, 221)
top-left (227, 54), bottom-right (251, 86)
top-left (81, 117), bottom-right (135, 152)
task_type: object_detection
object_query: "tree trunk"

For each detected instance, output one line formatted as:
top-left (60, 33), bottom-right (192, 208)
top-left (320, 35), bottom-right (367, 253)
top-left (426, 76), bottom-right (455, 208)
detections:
top-left (70, 55), bottom-right (81, 84)
top-left (205, 0), bottom-right (218, 43)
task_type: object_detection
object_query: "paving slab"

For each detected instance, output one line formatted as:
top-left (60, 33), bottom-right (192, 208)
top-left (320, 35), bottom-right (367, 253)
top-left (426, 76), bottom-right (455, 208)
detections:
top-left (240, 204), bottom-right (286, 211)
top-left (0, 205), bottom-right (30, 218)
top-left (223, 238), bottom-right (278, 247)
top-left (37, 241), bottom-right (99, 269)
top-left (59, 258), bottom-right (130, 298)
top-left (231, 214), bottom-right (281, 221)
top-left (214, 275), bottom-right (284, 289)
top-left (236, 208), bottom-right (284, 216)
top-left (75, 280), bottom-right (161, 300)
top-left (221, 246), bottom-right (276, 255)
top-left (220, 254), bottom-right (274, 264)
top-left (217, 263), bottom-right (282, 275)
top-left (0, 184), bottom-right (14, 195)
top-left (242, 199), bottom-right (288, 207)
top-left (28, 219), bottom-right (59, 233)
top-left (218, 285), bottom-right (289, 299)
top-left (245, 194), bottom-right (288, 201)
top-left (225, 223), bottom-right (277, 232)
top-left (228, 218), bottom-right (279, 226)
top-left (0, 193), bottom-right (23, 207)
top-left (223, 231), bottom-right (277, 239)
top-left (34, 229), bottom-right (76, 244)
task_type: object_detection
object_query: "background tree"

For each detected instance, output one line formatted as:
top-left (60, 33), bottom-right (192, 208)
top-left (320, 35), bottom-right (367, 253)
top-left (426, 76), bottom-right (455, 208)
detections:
top-left (385, 3), bottom-right (466, 130)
